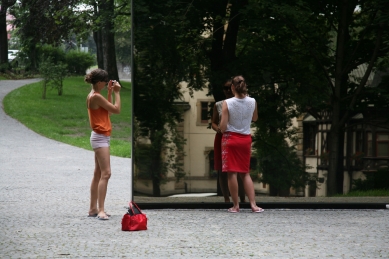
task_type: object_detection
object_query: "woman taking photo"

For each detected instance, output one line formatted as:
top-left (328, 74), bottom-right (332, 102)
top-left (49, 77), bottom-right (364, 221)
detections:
top-left (85, 69), bottom-right (121, 220)
top-left (220, 75), bottom-right (264, 213)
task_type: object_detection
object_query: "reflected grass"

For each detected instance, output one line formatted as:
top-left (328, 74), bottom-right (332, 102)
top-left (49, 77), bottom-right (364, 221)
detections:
top-left (3, 76), bottom-right (131, 157)
top-left (334, 189), bottom-right (389, 197)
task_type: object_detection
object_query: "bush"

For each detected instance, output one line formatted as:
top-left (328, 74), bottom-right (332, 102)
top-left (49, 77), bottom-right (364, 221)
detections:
top-left (39, 58), bottom-right (68, 98)
top-left (352, 167), bottom-right (389, 191)
top-left (65, 50), bottom-right (95, 75)
top-left (39, 45), bottom-right (66, 65)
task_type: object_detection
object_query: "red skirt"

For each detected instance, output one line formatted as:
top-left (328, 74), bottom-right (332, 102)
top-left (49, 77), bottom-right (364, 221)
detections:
top-left (222, 132), bottom-right (252, 173)
top-left (213, 133), bottom-right (222, 171)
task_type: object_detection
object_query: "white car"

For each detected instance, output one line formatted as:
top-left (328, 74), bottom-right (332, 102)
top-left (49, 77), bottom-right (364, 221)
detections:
top-left (8, 50), bottom-right (19, 62)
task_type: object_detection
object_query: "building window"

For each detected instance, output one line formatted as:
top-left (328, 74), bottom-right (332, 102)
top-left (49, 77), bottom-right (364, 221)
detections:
top-left (303, 124), bottom-right (317, 155)
top-left (366, 132), bottom-right (389, 157)
top-left (367, 132), bottom-right (373, 156)
top-left (377, 133), bottom-right (389, 157)
top-left (196, 100), bottom-right (214, 126)
top-left (201, 102), bottom-right (209, 123)
top-left (355, 131), bottom-right (364, 153)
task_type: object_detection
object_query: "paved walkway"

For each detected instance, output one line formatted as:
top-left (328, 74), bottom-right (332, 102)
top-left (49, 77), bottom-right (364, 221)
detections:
top-left (1, 79), bottom-right (388, 258)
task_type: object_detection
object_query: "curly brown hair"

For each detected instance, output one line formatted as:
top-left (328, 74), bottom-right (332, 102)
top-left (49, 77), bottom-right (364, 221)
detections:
top-left (84, 69), bottom-right (109, 85)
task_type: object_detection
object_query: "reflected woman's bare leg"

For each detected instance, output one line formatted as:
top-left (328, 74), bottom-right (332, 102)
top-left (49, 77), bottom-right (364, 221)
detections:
top-left (219, 171), bottom-right (230, 202)
top-left (237, 176), bottom-right (246, 202)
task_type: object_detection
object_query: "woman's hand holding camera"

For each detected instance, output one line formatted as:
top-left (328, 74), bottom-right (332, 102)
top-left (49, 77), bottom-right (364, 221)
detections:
top-left (109, 80), bottom-right (121, 93)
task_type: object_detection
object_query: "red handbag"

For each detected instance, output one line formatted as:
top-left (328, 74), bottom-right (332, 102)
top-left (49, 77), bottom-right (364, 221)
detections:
top-left (121, 201), bottom-right (147, 231)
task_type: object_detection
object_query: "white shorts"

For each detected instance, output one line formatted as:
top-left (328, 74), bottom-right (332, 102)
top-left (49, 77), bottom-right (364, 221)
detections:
top-left (90, 131), bottom-right (110, 149)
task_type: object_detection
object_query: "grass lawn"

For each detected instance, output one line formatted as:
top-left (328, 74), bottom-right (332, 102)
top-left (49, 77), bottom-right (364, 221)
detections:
top-left (334, 189), bottom-right (389, 197)
top-left (3, 76), bottom-right (132, 158)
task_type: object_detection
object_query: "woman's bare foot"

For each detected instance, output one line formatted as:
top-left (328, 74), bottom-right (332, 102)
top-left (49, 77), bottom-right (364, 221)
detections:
top-left (89, 210), bottom-right (110, 217)
top-left (97, 211), bottom-right (111, 219)
top-left (88, 209), bottom-right (98, 217)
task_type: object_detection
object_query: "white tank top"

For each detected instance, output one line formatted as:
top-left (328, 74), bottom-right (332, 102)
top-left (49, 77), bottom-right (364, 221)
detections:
top-left (225, 96), bottom-right (255, 135)
top-left (215, 100), bottom-right (223, 122)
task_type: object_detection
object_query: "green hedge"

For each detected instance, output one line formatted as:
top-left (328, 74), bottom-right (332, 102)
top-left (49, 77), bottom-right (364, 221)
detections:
top-left (65, 50), bottom-right (95, 75)
top-left (38, 46), bottom-right (95, 75)
top-left (39, 45), bottom-right (66, 64)
top-left (352, 167), bottom-right (389, 191)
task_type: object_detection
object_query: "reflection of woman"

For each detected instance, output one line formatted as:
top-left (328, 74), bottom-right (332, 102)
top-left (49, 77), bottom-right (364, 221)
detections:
top-left (85, 69), bottom-right (121, 220)
top-left (220, 75), bottom-right (264, 213)
top-left (211, 79), bottom-right (246, 203)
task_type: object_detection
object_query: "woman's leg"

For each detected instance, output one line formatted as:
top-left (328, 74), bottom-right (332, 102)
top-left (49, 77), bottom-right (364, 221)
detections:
top-left (94, 147), bottom-right (111, 218)
top-left (237, 176), bottom-right (246, 202)
top-left (239, 173), bottom-right (262, 211)
top-left (219, 171), bottom-right (230, 202)
top-left (227, 172), bottom-right (239, 210)
top-left (89, 153), bottom-right (101, 215)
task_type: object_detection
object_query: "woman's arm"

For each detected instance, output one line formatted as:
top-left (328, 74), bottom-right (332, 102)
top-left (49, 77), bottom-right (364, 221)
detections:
top-left (107, 81), bottom-right (113, 103)
top-left (252, 101), bottom-right (258, 122)
top-left (92, 82), bottom-right (121, 114)
top-left (211, 103), bottom-right (220, 133)
top-left (107, 81), bottom-right (113, 115)
top-left (220, 101), bottom-right (229, 133)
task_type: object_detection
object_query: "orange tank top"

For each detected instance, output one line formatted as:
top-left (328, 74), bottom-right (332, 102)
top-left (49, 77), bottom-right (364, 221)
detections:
top-left (87, 92), bottom-right (112, 136)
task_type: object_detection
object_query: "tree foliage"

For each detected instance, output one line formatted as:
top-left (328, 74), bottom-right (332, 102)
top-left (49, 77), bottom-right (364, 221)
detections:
top-left (133, 0), bottom-right (193, 196)
top-left (133, 0), bottom-right (389, 196)
top-left (39, 57), bottom-right (67, 98)
top-left (10, 0), bottom-right (83, 70)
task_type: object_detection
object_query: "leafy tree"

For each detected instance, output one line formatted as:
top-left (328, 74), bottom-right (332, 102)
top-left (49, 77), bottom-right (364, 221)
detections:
top-left (132, 0), bottom-right (322, 196)
top-left (11, 0), bottom-right (80, 71)
top-left (39, 57), bottom-right (67, 98)
top-left (133, 0), bottom-right (191, 196)
top-left (258, 0), bottom-right (389, 195)
top-left (76, 0), bottom-right (131, 80)
top-left (0, 0), bottom-right (16, 69)
top-left (133, 0), bottom-right (389, 196)
top-left (112, 0), bottom-right (131, 66)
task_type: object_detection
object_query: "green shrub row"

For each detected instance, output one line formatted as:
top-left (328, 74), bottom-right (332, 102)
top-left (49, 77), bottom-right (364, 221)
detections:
top-left (39, 45), bottom-right (95, 75)
top-left (352, 167), bottom-right (389, 191)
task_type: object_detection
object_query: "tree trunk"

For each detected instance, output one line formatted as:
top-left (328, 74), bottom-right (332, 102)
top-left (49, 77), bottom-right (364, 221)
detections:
top-left (0, 1), bottom-right (16, 68)
top-left (92, 2), bottom-right (104, 69)
top-left (327, 124), bottom-right (340, 196)
top-left (93, 30), bottom-right (104, 69)
top-left (0, 7), bottom-right (8, 68)
top-left (222, 0), bottom-right (245, 62)
top-left (327, 0), bottom-right (351, 196)
top-left (209, 1), bottom-right (229, 103)
top-left (100, 0), bottom-right (119, 80)
top-left (102, 29), bottom-right (119, 80)
top-left (336, 128), bottom-right (345, 194)
top-left (210, 0), bottom-right (247, 103)
top-left (149, 130), bottom-right (162, 197)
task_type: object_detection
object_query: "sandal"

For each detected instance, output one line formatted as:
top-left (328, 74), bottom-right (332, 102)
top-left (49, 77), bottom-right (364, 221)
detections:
top-left (227, 208), bottom-right (240, 213)
top-left (252, 207), bottom-right (264, 213)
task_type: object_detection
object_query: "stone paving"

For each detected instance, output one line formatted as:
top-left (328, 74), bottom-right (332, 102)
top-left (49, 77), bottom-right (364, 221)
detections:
top-left (1, 79), bottom-right (388, 258)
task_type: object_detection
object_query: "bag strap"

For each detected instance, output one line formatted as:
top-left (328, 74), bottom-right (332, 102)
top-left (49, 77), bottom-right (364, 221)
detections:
top-left (128, 201), bottom-right (142, 215)
top-left (132, 201), bottom-right (143, 214)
